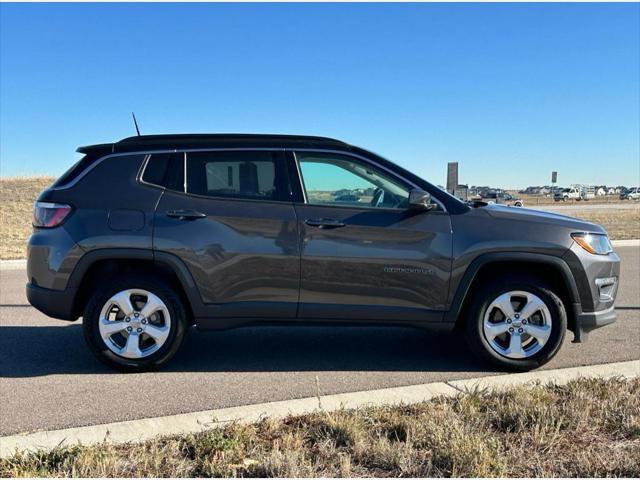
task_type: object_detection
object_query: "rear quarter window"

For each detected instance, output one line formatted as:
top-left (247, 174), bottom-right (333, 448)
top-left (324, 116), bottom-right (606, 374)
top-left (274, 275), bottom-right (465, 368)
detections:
top-left (52, 155), bottom-right (99, 188)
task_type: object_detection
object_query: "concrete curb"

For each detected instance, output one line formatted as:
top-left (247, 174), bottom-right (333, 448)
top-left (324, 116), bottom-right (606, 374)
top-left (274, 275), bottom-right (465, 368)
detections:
top-left (448, 359), bottom-right (639, 392)
top-left (1, 360), bottom-right (638, 459)
top-left (611, 239), bottom-right (640, 247)
top-left (0, 259), bottom-right (26, 270)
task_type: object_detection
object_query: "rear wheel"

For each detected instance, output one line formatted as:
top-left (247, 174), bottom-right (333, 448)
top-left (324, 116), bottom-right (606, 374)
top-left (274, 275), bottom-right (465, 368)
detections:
top-left (464, 277), bottom-right (567, 371)
top-left (83, 274), bottom-right (189, 372)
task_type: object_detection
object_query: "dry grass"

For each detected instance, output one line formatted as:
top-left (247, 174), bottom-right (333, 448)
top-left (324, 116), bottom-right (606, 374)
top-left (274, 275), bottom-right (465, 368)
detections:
top-left (0, 178), bottom-right (638, 260)
top-left (513, 193), bottom-right (631, 206)
top-left (0, 177), bottom-right (54, 259)
top-left (2, 377), bottom-right (639, 477)
top-left (566, 209), bottom-right (640, 241)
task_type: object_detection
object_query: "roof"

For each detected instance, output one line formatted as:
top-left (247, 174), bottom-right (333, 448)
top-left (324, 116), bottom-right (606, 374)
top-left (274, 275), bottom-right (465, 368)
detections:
top-left (77, 133), bottom-right (351, 155)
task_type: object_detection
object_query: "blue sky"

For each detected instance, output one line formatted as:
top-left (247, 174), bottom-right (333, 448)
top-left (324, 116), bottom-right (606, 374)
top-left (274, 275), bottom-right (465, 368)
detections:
top-left (1, 3), bottom-right (638, 188)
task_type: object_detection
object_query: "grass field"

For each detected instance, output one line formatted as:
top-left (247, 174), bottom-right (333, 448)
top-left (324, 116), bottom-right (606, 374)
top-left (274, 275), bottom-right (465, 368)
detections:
top-left (0, 177), bottom-right (638, 260)
top-left (564, 209), bottom-right (640, 241)
top-left (0, 177), bottom-right (54, 260)
top-left (510, 192), bottom-right (633, 207)
top-left (1, 377), bottom-right (638, 477)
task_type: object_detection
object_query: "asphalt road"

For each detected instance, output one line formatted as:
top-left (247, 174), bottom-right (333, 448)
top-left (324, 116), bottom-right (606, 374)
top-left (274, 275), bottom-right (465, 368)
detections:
top-left (1, 246), bottom-right (638, 436)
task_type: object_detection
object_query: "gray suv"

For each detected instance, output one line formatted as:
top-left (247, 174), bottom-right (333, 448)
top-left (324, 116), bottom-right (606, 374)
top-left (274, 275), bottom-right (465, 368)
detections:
top-left (27, 134), bottom-right (620, 372)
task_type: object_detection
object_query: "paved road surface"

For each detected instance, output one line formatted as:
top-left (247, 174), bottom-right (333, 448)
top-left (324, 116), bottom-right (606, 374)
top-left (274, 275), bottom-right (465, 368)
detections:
top-left (1, 246), bottom-right (638, 435)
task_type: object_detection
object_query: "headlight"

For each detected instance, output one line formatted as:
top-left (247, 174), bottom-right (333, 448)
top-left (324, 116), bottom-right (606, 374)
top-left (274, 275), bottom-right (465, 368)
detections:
top-left (571, 232), bottom-right (613, 255)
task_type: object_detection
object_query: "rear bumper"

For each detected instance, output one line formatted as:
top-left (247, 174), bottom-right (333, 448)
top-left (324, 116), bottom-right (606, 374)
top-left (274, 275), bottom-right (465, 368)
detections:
top-left (26, 282), bottom-right (78, 321)
top-left (572, 304), bottom-right (617, 342)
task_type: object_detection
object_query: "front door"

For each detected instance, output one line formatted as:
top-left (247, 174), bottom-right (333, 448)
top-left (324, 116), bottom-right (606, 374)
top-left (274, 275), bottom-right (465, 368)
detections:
top-left (292, 151), bottom-right (452, 322)
top-left (153, 150), bottom-right (300, 319)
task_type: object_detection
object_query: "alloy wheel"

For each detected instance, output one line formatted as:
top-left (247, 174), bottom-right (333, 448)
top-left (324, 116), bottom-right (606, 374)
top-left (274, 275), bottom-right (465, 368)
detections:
top-left (482, 290), bottom-right (552, 359)
top-left (98, 289), bottom-right (171, 359)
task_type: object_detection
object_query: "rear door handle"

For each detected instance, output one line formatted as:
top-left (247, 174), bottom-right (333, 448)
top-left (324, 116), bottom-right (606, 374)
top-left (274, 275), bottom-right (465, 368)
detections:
top-left (305, 218), bottom-right (346, 229)
top-left (166, 209), bottom-right (207, 220)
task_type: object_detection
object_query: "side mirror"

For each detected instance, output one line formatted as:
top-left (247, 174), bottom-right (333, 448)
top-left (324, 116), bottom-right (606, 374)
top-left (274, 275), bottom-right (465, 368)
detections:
top-left (408, 189), bottom-right (436, 211)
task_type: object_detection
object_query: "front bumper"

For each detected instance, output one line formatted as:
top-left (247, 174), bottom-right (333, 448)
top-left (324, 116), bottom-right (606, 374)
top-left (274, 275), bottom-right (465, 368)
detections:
top-left (562, 241), bottom-right (620, 342)
top-left (572, 304), bottom-right (617, 342)
top-left (563, 242), bottom-right (620, 305)
top-left (26, 282), bottom-right (78, 321)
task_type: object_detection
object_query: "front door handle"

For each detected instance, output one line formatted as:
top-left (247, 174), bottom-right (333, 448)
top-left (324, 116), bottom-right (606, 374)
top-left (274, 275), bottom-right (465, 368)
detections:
top-left (305, 218), bottom-right (346, 229)
top-left (166, 209), bottom-right (207, 220)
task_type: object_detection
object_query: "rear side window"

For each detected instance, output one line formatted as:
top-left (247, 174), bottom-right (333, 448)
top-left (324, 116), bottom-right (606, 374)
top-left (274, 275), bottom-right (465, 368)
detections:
top-left (141, 154), bottom-right (169, 186)
top-left (185, 151), bottom-right (286, 201)
top-left (141, 153), bottom-right (184, 191)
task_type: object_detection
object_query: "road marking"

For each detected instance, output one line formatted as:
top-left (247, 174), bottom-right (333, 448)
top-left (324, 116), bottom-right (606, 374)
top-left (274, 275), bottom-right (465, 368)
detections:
top-left (1, 360), bottom-right (638, 459)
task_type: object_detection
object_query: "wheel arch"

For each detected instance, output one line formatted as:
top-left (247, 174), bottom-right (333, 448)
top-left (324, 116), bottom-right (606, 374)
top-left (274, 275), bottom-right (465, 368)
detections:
top-left (445, 252), bottom-right (580, 332)
top-left (68, 248), bottom-right (203, 321)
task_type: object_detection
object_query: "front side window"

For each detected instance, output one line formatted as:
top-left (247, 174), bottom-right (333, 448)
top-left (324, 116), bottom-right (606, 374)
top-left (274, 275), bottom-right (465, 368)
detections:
top-left (296, 152), bottom-right (410, 209)
top-left (185, 151), bottom-right (283, 201)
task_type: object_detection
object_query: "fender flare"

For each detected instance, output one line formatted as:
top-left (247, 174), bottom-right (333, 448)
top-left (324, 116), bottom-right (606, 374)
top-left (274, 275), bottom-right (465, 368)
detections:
top-left (67, 248), bottom-right (206, 317)
top-left (67, 248), bottom-right (153, 289)
top-left (443, 252), bottom-right (580, 324)
top-left (153, 251), bottom-right (207, 316)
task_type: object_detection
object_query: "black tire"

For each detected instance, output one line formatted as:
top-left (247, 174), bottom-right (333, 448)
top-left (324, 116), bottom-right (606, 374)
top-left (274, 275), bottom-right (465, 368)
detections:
top-left (83, 274), bottom-right (189, 372)
top-left (463, 276), bottom-right (567, 371)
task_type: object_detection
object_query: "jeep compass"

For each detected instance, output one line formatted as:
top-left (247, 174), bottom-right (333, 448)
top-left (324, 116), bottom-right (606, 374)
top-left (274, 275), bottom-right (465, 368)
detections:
top-left (27, 134), bottom-right (620, 371)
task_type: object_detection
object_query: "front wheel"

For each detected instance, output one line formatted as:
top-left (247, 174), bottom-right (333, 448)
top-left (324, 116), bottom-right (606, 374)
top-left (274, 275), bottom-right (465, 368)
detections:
top-left (83, 274), bottom-right (189, 372)
top-left (464, 278), bottom-right (567, 371)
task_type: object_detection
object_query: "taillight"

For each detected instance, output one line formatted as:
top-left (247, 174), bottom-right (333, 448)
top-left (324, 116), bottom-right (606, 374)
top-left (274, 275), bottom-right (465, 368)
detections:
top-left (33, 202), bottom-right (72, 228)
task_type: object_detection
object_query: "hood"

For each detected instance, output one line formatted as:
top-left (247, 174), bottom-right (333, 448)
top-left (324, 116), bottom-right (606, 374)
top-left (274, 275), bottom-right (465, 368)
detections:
top-left (481, 204), bottom-right (606, 234)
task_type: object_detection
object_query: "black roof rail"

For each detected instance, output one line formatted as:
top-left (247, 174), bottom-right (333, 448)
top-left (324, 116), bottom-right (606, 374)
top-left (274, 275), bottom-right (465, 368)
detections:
top-left (77, 133), bottom-right (352, 156)
top-left (115, 133), bottom-right (349, 146)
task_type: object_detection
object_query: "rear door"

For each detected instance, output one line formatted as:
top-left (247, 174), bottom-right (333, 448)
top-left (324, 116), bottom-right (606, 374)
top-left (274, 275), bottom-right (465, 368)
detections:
top-left (290, 150), bottom-right (452, 322)
top-left (152, 150), bottom-right (300, 319)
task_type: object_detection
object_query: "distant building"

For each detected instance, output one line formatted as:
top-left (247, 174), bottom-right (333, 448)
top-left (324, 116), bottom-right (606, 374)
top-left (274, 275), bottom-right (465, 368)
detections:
top-left (454, 184), bottom-right (469, 201)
